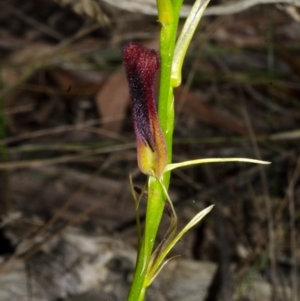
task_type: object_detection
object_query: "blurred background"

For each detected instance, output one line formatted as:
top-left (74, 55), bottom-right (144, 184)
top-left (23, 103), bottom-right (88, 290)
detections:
top-left (0, 0), bottom-right (300, 300)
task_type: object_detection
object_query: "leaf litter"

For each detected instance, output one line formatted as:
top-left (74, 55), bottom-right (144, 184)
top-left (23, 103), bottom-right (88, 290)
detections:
top-left (0, 0), bottom-right (300, 300)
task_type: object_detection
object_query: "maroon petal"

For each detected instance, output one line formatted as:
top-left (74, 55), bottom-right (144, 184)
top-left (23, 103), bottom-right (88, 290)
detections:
top-left (123, 42), bottom-right (167, 177)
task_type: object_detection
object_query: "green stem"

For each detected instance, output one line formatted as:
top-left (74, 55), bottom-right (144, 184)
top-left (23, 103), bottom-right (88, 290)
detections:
top-left (127, 2), bottom-right (183, 300)
top-left (158, 0), bottom-right (183, 184)
top-left (127, 177), bottom-right (164, 301)
top-left (127, 1), bottom-right (186, 299)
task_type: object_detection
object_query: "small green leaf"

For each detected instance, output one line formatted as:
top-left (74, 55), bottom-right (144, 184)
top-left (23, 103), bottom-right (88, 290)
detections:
top-left (146, 205), bottom-right (214, 286)
top-left (147, 255), bottom-right (180, 286)
top-left (165, 157), bottom-right (271, 172)
top-left (171, 0), bottom-right (211, 87)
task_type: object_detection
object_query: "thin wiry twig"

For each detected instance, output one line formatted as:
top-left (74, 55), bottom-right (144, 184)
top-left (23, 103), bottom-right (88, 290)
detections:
top-left (0, 116), bottom-right (124, 145)
top-left (203, 0), bottom-right (300, 16)
top-left (100, 0), bottom-right (300, 17)
top-left (241, 103), bottom-right (278, 297)
top-left (287, 158), bottom-right (300, 301)
top-left (0, 142), bottom-right (135, 170)
top-left (1, 2), bottom-right (64, 41)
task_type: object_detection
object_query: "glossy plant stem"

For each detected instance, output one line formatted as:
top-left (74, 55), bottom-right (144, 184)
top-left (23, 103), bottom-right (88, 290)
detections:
top-left (157, 0), bottom-right (184, 192)
top-left (127, 1), bottom-right (183, 300)
top-left (127, 176), bottom-right (164, 301)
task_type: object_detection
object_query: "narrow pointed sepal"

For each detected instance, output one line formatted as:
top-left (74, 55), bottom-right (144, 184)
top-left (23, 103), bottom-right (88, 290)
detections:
top-left (123, 42), bottom-right (167, 178)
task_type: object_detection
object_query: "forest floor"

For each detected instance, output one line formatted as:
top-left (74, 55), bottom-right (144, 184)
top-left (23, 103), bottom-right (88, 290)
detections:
top-left (0, 0), bottom-right (300, 300)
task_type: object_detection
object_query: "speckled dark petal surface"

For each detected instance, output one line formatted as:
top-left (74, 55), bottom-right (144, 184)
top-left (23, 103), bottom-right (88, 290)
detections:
top-left (123, 42), bottom-right (166, 177)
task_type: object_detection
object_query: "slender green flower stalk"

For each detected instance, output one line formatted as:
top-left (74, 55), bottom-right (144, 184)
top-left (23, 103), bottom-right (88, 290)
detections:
top-left (123, 1), bottom-right (270, 300)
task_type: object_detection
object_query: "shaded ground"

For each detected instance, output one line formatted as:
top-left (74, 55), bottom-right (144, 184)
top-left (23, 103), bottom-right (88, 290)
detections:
top-left (1, 0), bottom-right (300, 300)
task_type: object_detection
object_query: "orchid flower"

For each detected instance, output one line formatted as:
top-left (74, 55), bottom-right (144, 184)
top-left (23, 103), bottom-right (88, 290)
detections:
top-left (124, 1), bottom-right (270, 300)
top-left (123, 43), bottom-right (167, 178)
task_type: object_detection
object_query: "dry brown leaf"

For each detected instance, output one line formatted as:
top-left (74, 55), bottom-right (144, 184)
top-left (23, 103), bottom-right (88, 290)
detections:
top-left (6, 43), bottom-right (55, 66)
top-left (50, 69), bottom-right (105, 96)
top-left (54, 0), bottom-right (110, 25)
top-left (95, 69), bottom-right (129, 135)
top-left (2, 43), bottom-right (55, 90)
